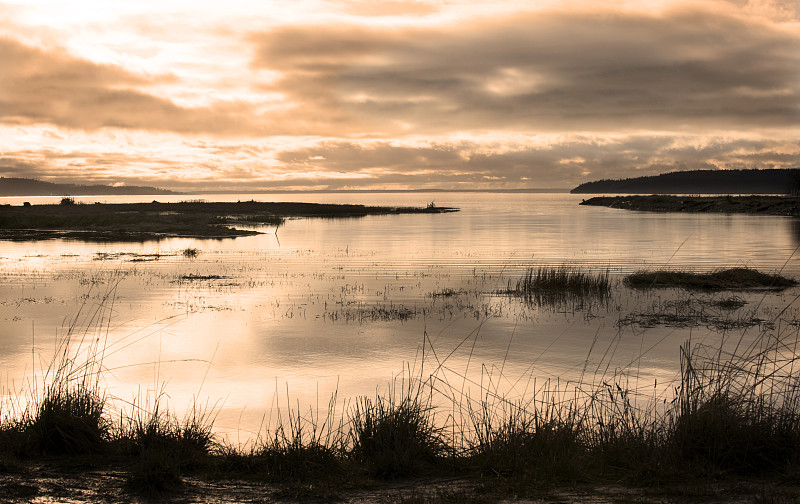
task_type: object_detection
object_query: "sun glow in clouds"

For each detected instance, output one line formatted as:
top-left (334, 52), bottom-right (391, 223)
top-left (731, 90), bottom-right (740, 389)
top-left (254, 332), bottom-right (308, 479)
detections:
top-left (0, 0), bottom-right (798, 191)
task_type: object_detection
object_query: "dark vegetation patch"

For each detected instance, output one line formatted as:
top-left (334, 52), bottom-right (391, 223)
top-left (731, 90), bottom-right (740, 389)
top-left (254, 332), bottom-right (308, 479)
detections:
top-left (354, 305), bottom-right (418, 322)
top-left (429, 288), bottom-right (468, 298)
top-left (580, 194), bottom-right (800, 217)
top-left (616, 297), bottom-right (769, 330)
top-left (711, 295), bottom-right (748, 310)
top-left (94, 251), bottom-right (171, 262)
top-left (0, 200), bottom-right (458, 241)
top-left (323, 303), bottom-right (419, 322)
top-left (177, 274), bottom-right (229, 281)
top-left (624, 268), bottom-right (797, 291)
top-left (349, 386), bottom-right (446, 478)
top-left (182, 247), bottom-right (199, 258)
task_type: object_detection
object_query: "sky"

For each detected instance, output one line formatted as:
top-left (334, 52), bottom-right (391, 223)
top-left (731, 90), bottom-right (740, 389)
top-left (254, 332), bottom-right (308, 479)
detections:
top-left (0, 0), bottom-right (798, 192)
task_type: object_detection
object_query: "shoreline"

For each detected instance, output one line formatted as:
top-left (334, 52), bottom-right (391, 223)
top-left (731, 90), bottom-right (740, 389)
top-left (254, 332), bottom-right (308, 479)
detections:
top-left (579, 195), bottom-right (800, 216)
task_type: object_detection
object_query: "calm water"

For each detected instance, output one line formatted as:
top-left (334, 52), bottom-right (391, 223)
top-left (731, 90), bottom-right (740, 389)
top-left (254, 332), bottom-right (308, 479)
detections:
top-left (2, 192), bottom-right (799, 441)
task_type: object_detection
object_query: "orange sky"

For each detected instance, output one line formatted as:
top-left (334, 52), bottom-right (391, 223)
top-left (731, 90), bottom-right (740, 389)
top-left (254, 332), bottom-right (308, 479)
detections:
top-left (0, 0), bottom-right (798, 191)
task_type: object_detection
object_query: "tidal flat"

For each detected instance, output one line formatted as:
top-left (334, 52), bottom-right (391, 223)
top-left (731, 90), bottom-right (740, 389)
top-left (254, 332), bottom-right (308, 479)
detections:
top-left (2, 192), bottom-right (800, 502)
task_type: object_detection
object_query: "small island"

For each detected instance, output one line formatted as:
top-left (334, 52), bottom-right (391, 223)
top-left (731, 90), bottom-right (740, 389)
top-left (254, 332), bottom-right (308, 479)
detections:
top-left (0, 199), bottom-right (458, 241)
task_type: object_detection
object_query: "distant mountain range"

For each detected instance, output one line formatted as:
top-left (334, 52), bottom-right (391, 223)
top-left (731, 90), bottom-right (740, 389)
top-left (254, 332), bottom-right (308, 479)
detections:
top-left (0, 177), bottom-right (181, 197)
top-left (571, 169), bottom-right (800, 195)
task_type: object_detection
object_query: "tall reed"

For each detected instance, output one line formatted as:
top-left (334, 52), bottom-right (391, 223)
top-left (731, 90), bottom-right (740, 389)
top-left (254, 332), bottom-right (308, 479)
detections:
top-left (508, 265), bottom-right (611, 306)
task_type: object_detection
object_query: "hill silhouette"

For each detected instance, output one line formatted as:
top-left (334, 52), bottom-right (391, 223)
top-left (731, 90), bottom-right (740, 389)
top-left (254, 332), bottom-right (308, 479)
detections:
top-left (571, 168), bottom-right (800, 194)
top-left (0, 177), bottom-right (180, 196)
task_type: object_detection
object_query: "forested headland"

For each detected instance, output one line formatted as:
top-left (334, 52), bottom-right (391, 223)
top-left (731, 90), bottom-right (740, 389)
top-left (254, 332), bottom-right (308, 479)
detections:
top-left (571, 168), bottom-right (800, 194)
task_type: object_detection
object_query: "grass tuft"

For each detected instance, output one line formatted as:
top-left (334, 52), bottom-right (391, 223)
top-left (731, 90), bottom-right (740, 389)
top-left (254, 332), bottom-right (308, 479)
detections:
top-left (28, 382), bottom-right (107, 455)
top-left (670, 338), bottom-right (800, 475)
top-left (349, 382), bottom-right (445, 479)
top-left (120, 401), bottom-right (215, 495)
top-left (123, 403), bottom-right (214, 467)
top-left (252, 391), bottom-right (345, 483)
top-left (182, 247), bottom-right (199, 258)
top-left (468, 399), bottom-right (584, 483)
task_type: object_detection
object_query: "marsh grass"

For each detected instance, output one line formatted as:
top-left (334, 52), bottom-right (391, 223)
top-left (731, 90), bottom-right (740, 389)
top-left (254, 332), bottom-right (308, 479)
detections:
top-left (349, 378), bottom-right (446, 478)
top-left (504, 265), bottom-right (610, 308)
top-left (466, 396), bottom-right (584, 483)
top-left (121, 401), bottom-right (216, 495)
top-left (27, 381), bottom-right (107, 455)
top-left (3, 273), bottom-right (800, 498)
top-left (256, 392), bottom-right (346, 482)
top-left (669, 331), bottom-right (800, 475)
top-left (11, 276), bottom-right (119, 457)
top-left (625, 267), bottom-right (797, 291)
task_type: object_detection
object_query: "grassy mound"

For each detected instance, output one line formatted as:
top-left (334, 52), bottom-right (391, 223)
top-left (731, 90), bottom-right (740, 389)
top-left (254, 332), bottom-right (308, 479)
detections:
top-left (624, 267), bottom-right (797, 290)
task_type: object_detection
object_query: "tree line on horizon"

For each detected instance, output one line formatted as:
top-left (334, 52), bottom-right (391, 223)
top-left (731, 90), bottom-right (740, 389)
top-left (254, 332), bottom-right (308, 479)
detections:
top-left (0, 177), bottom-right (180, 197)
top-left (571, 168), bottom-right (800, 195)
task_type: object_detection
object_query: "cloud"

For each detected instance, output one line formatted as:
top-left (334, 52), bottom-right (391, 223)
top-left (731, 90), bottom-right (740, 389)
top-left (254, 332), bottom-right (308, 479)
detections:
top-left (1, 132), bottom-right (796, 190)
top-left (252, 6), bottom-right (800, 136)
top-left (2, 1), bottom-right (798, 191)
top-left (336, 0), bottom-right (439, 17)
top-left (0, 157), bottom-right (42, 176)
top-left (0, 38), bottom-right (260, 134)
top-left (273, 135), bottom-right (800, 189)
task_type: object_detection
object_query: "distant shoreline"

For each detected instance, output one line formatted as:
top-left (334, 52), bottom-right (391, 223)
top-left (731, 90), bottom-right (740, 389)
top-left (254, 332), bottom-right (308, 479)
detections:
top-left (193, 188), bottom-right (570, 194)
top-left (0, 178), bottom-right (569, 197)
top-left (0, 200), bottom-right (458, 241)
top-left (580, 195), bottom-right (800, 216)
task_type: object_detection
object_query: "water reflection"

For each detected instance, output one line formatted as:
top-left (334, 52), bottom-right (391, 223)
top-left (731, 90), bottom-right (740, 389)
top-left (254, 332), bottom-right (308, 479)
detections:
top-left (788, 219), bottom-right (800, 248)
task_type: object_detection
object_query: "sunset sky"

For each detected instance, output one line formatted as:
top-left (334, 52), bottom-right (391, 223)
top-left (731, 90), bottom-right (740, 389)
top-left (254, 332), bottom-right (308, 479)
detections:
top-left (1, 0), bottom-right (798, 192)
